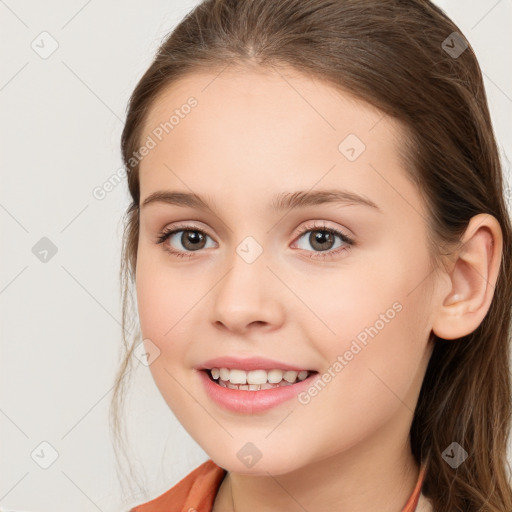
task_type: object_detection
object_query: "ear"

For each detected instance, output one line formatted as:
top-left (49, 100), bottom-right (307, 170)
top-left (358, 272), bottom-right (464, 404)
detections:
top-left (431, 213), bottom-right (503, 340)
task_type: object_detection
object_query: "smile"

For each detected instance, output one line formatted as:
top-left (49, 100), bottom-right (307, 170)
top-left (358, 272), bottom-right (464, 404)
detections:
top-left (198, 368), bottom-right (320, 413)
top-left (208, 367), bottom-right (312, 390)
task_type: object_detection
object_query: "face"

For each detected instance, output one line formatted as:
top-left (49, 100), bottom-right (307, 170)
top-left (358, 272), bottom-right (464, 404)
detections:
top-left (135, 66), bottom-right (437, 476)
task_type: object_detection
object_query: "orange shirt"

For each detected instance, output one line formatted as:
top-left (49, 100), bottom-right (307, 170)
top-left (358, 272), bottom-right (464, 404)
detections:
top-left (130, 459), bottom-right (432, 512)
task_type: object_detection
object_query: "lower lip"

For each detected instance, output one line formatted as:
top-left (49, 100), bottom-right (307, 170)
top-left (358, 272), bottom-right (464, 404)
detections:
top-left (197, 369), bottom-right (319, 413)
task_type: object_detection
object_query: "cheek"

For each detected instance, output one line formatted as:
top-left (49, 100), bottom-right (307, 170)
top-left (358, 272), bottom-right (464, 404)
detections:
top-left (135, 251), bottom-right (194, 340)
top-left (328, 237), bottom-right (432, 335)
top-left (289, 256), bottom-right (414, 345)
top-left (300, 242), bottom-right (432, 390)
top-left (296, 297), bottom-right (429, 454)
top-left (135, 258), bottom-right (196, 413)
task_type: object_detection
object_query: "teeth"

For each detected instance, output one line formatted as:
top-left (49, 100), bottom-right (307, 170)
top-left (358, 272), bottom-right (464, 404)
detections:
top-left (267, 369), bottom-right (284, 383)
top-left (228, 369), bottom-right (248, 384)
top-left (283, 370), bottom-right (298, 383)
top-left (208, 367), bottom-right (311, 388)
top-left (297, 370), bottom-right (308, 381)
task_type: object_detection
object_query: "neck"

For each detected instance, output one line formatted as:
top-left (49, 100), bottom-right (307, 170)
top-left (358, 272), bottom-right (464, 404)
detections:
top-left (215, 431), bottom-right (420, 512)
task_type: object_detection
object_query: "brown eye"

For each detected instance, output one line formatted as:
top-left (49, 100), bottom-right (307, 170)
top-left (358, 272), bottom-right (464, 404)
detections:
top-left (156, 225), bottom-right (215, 256)
top-left (180, 230), bottom-right (207, 251)
top-left (295, 227), bottom-right (351, 254)
top-left (308, 230), bottom-right (336, 251)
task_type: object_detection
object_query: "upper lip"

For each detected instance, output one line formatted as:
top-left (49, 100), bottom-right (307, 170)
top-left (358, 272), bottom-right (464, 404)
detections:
top-left (197, 356), bottom-right (315, 372)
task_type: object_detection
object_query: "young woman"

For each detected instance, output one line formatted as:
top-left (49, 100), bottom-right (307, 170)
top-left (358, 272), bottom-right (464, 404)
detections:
top-left (110, 1), bottom-right (512, 510)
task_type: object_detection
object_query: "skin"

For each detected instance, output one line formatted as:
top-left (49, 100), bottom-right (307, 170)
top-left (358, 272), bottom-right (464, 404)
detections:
top-left (134, 65), bottom-right (503, 512)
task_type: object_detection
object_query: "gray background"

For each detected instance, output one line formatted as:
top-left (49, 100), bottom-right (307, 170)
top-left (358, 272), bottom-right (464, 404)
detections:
top-left (1, 1), bottom-right (511, 511)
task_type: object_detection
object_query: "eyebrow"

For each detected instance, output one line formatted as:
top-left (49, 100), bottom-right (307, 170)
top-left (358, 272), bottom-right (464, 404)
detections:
top-left (140, 189), bottom-right (382, 213)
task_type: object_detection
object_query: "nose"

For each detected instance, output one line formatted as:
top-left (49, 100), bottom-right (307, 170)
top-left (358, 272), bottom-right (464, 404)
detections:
top-left (209, 245), bottom-right (286, 334)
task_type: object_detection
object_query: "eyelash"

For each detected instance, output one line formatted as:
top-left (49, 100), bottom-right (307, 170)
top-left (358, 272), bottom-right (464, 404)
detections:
top-left (156, 222), bottom-right (355, 261)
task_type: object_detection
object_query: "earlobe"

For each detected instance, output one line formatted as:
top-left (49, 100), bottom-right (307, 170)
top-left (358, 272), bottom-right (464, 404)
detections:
top-left (431, 213), bottom-right (503, 341)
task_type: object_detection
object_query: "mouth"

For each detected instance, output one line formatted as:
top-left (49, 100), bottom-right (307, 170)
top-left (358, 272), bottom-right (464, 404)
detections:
top-left (202, 367), bottom-right (319, 391)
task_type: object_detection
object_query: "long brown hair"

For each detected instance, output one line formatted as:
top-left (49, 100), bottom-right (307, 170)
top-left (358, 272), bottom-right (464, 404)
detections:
top-left (110, 1), bottom-right (512, 509)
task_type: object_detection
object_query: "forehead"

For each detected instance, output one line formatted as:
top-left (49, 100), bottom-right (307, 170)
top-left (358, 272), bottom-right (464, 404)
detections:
top-left (137, 66), bottom-right (418, 217)
top-left (142, 65), bottom-right (400, 146)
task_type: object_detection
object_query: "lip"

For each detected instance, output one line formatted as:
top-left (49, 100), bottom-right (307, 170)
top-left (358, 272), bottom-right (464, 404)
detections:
top-left (197, 368), bottom-right (319, 413)
top-left (197, 356), bottom-right (314, 372)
